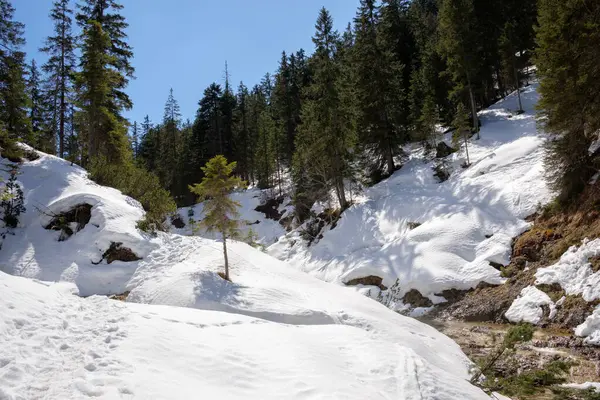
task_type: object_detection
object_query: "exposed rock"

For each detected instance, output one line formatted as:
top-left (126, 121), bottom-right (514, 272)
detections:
top-left (45, 203), bottom-right (92, 241)
top-left (407, 222), bottom-right (421, 230)
top-left (109, 291), bottom-right (130, 301)
top-left (171, 215), bottom-right (185, 229)
top-left (345, 275), bottom-right (388, 291)
top-left (433, 163), bottom-right (450, 183)
top-left (435, 141), bottom-right (457, 158)
top-left (93, 242), bottom-right (141, 265)
top-left (254, 197), bottom-right (284, 221)
top-left (403, 289), bottom-right (433, 308)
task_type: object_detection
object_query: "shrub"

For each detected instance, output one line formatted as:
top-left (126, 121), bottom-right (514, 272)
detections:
top-left (1, 165), bottom-right (26, 228)
top-left (88, 158), bottom-right (176, 232)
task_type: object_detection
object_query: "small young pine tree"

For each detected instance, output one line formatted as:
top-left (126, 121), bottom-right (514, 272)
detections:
top-left (189, 155), bottom-right (245, 281)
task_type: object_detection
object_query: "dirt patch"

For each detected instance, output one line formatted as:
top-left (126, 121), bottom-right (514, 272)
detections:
top-left (345, 275), bottom-right (388, 291)
top-left (254, 197), bottom-right (284, 221)
top-left (424, 319), bottom-right (600, 397)
top-left (93, 242), bottom-right (141, 265)
top-left (402, 289), bottom-right (433, 307)
top-left (45, 204), bottom-right (93, 241)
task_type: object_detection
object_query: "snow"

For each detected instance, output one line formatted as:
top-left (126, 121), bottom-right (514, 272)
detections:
top-left (0, 239), bottom-right (491, 399)
top-left (0, 147), bottom-right (159, 296)
top-left (175, 188), bottom-right (287, 246)
top-left (562, 382), bottom-right (600, 391)
top-left (0, 149), bottom-right (493, 398)
top-left (270, 82), bottom-right (552, 304)
top-left (505, 286), bottom-right (555, 324)
top-left (536, 238), bottom-right (600, 302)
top-left (575, 305), bottom-right (600, 344)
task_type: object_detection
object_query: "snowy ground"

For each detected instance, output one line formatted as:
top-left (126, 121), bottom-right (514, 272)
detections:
top-left (0, 148), bottom-right (493, 398)
top-left (269, 83), bottom-right (552, 309)
top-left (0, 239), bottom-right (491, 399)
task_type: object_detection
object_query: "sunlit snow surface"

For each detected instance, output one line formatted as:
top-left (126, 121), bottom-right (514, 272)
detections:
top-left (270, 83), bottom-right (553, 306)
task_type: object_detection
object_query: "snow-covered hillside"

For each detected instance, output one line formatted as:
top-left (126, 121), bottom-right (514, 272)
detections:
top-left (0, 148), bottom-right (491, 398)
top-left (0, 148), bottom-right (159, 296)
top-left (270, 83), bottom-right (553, 308)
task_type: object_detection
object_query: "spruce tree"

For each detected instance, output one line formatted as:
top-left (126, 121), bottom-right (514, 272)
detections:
top-left (189, 155), bottom-right (245, 281)
top-left (220, 62), bottom-right (237, 161)
top-left (41, 0), bottom-right (76, 157)
top-left (294, 8), bottom-right (355, 215)
top-left (536, 0), bottom-right (600, 203)
top-left (159, 88), bottom-right (182, 194)
top-left (438, 0), bottom-right (480, 137)
top-left (233, 82), bottom-right (251, 182)
top-left (75, 20), bottom-right (130, 164)
top-left (353, 0), bottom-right (406, 179)
top-left (27, 59), bottom-right (45, 148)
top-left (0, 0), bottom-right (31, 143)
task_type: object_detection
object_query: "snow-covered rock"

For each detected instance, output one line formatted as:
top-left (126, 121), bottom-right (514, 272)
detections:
top-left (0, 148), bottom-right (159, 296)
top-left (270, 82), bottom-right (552, 304)
top-left (0, 239), bottom-right (491, 399)
top-left (505, 286), bottom-right (555, 324)
top-left (536, 238), bottom-right (600, 302)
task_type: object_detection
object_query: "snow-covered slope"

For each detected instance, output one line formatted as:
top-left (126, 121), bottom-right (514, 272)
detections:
top-left (0, 148), bottom-right (493, 398)
top-left (0, 238), bottom-right (490, 399)
top-left (0, 149), bottom-right (158, 296)
top-left (270, 83), bottom-right (552, 307)
top-left (174, 188), bottom-right (289, 246)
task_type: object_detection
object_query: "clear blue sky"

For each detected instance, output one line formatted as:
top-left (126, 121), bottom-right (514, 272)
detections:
top-left (14, 0), bottom-right (358, 127)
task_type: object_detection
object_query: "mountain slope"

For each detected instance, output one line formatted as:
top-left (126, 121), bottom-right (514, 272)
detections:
top-left (269, 83), bottom-right (553, 308)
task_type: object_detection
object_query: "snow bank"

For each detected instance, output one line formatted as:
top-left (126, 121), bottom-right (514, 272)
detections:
top-left (270, 82), bottom-right (552, 304)
top-left (175, 188), bottom-right (287, 246)
top-left (505, 286), bottom-right (555, 324)
top-left (0, 148), bottom-right (158, 296)
top-left (562, 382), bottom-right (600, 391)
top-left (0, 240), bottom-right (491, 399)
top-left (536, 238), bottom-right (600, 301)
top-left (575, 306), bottom-right (600, 344)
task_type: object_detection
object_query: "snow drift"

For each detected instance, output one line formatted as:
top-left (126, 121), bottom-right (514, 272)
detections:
top-left (269, 82), bottom-right (553, 307)
top-left (0, 147), bottom-right (158, 296)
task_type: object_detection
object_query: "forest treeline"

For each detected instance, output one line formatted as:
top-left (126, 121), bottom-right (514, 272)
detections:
top-left (1, 0), bottom-right (598, 228)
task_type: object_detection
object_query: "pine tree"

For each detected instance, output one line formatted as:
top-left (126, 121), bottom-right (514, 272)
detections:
top-left (41, 0), bottom-right (76, 157)
top-left (233, 82), bottom-right (251, 182)
top-left (75, 20), bottom-right (130, 164)
top-left (27, 59), bottom-right (45, 147)
top-left (353, 0), bottom-right (406, 179)
top-left (536, 0), bottom-right (600, 203)
top-left (189, 155), bottom-right (245, 281)
top-left (294, 8), bottom-right (355, 216)
top-left (0, 0), bottom-right (31, 144)
top-left (220, 62), bottom-right (237, 161)
top-left (159, 88), bottom-right (182, 194)
top-left (76, 0), bottom-right (133, 165)
top-left (438, 0), bottom-right (480, 137)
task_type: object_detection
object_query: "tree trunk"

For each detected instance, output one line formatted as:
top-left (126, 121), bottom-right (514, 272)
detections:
top-left (512, 54), bottom-right (523, 113)
top-left (463, 133), bottom-right (470, 166)
top-left (222, 234), bottom-right (229, 281)
top-left (386, 141), bottom-right (395, 177)
top-left (465, 71), bottom-right (479, 139)
top-left (59, 17), bottom-right (66, 158)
